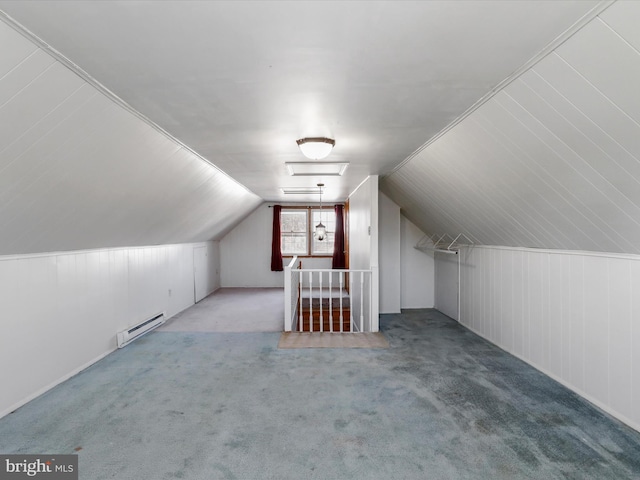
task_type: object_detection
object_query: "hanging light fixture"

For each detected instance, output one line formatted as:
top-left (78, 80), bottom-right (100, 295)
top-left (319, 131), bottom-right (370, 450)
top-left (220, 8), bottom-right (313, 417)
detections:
top-left (314, 183), bottom-right (326, 241)
top-left (296, 137), bottom-right (335, 160)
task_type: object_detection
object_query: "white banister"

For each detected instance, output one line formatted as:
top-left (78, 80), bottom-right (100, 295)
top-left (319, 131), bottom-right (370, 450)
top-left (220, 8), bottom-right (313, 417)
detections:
top-left (339, 271), bottom-right (344, 332)
top-left (370, 265), bottom-right (379, 332)
top-left (284, 266), bottom-right (374, 333)
top-left (349, 272), bottom-right (354, 331)
top-left (283, 256), bottom-right (298, 332)
top-left (298, 269), bottom-right (303, 331)
top-left (319, 272), bottom-right (323, 332)
top-left (329, 273), bottom-right (333, 332)
top-left (360, 271), bottom-right (364, 332)
top-left (308, 271), bottom-right (313, 332)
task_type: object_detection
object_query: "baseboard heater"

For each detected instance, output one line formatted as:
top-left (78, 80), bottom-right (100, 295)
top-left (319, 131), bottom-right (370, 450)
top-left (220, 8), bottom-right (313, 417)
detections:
top-left (117, 313), bottom-right (165, 348)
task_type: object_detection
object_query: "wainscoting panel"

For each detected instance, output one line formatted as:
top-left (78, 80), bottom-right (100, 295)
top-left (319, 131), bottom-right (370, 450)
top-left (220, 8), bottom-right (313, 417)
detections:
top-left (0, 241), bottom-right (219, 419)
top-left (458, 245), bottom-right (640, 431)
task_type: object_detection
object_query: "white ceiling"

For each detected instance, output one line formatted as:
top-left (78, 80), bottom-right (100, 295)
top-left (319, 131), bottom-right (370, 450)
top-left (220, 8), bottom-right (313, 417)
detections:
top-left (0, 0), bottom-right (602, 203)
top-left (0, 19), bottom-right (261, 255)
top-left (382, 0), bottom-right (640, 254)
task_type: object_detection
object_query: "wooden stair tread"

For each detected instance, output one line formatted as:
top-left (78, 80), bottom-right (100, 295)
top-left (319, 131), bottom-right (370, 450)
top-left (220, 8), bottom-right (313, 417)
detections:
top-left (298, 307), bottom-right (352, 332)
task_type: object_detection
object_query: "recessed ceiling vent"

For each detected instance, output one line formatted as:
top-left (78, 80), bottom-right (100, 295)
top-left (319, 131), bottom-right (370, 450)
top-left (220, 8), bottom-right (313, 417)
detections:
top-left (285, 162), bottom-right (348, 176)
top-left (281, 186), bottom-right (329, 195)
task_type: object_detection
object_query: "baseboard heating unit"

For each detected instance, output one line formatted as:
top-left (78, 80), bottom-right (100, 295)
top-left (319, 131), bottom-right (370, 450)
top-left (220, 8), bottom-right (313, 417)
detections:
top-left (117, 313), bottom-right (165, 348)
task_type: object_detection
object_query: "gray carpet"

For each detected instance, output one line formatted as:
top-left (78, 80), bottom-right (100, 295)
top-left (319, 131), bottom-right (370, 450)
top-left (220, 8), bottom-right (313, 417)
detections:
top-left (1, 309), bottom-right (639, 479)
top-left (159, 287), bottom-right (284, 333)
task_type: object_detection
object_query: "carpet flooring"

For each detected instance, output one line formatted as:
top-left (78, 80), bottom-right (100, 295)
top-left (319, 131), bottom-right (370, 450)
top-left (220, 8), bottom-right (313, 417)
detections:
top-left (1, 309), bottom-right (639, 479)
top-left (159, 287), bottom-right (284, 333)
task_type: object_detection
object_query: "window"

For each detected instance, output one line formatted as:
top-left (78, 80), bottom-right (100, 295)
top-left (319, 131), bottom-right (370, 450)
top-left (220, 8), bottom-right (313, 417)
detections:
top-left (281, 207), bottom-right (335, 256)
top-left (310, 209), bottom-right (335, 255)
top-left (280, 209), bottom-right (308, 255)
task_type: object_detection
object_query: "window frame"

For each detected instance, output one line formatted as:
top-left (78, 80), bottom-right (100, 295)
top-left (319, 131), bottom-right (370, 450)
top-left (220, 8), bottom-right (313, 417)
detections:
top-left (280, 206), bottom-right (335, 258)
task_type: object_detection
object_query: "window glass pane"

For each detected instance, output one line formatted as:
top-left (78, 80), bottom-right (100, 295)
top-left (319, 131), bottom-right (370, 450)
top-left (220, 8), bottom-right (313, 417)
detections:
top-left (281, 210), bottom-right (308, 255)
top-left (281, 211), bottom-right (307, 233)
top-left (280, 208), bottom-right (337, 256)
top-left (282, 233), bottom-right (307, 255)
top-left (312, 210), bottom-right (335, 233)
top-left (311, 208), bottom-right (335, 255)
top-left (312, 232), bottom-right (334, 255)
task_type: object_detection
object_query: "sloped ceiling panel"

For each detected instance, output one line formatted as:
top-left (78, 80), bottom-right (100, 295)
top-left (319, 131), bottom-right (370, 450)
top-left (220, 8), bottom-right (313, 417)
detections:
top-left (0, 20), bottom-right (261, 255)
top-left (382, 0), bottom-right (640, 255)
top-left (0, 0), bottom-right (602, 203)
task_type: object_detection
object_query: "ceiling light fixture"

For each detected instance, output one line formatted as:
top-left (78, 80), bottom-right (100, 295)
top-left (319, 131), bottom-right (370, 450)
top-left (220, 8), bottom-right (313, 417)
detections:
top-left (296, 137), bottom-right (335, 160)
top-left (315, 183), bottom-right (326, 241)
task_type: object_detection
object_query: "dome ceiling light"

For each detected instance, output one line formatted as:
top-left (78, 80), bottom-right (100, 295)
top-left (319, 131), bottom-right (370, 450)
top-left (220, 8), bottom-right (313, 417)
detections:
top-left (296, 137), bottom-right (335, 160)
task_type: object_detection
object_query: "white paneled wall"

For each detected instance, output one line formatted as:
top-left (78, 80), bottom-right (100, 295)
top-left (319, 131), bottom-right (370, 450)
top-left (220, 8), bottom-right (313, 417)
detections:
top-left (220, 204), bottom-right (282, 287)
top-left (379, 192), bottom-right (400, 314)
top-left (348, 176), bottom-right (378, 272)
top-left (457, 245), bottom-right (640, 432)
top-left (220, 204), bottom-right (331, 287)
top-left (434, 252), bottom-right (458, 320)
top-left (0, 241), bottom-right (219, 419)
top-left (347, 176), bottom-right (379, 330)
top-left (400, 216), bottom-right (435, 309)
top-left (382, 0), bottom-right (640, 255)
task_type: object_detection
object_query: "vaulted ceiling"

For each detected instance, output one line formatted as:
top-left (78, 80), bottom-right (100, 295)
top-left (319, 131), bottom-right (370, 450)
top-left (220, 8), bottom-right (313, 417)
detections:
top-left (382, 0), bottom-right (640, 254)
top-left (3, 0), bottom-right (639, 255)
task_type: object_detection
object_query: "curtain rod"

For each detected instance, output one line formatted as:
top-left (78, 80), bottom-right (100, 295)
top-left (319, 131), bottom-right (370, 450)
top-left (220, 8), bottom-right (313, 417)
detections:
top-left (267, 204), bottom-right (344, 208)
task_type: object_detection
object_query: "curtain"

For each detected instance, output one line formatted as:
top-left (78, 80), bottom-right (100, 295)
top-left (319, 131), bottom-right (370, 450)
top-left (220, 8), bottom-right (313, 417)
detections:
top-left (332, 204), bottom-right (346, 269)
top-left (271, 205), bottom-right (283, 271)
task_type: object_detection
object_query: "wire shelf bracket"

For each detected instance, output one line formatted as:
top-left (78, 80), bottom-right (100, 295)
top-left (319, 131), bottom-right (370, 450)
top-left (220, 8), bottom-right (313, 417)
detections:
top-left (414, 233), bottom-right (474, 255)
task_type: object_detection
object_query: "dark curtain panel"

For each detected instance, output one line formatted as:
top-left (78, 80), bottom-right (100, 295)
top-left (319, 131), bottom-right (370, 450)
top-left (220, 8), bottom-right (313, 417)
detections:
top-left (271, 205), bottom-right (283, 271)
top-left (332, 204), bottom-right (346, 269)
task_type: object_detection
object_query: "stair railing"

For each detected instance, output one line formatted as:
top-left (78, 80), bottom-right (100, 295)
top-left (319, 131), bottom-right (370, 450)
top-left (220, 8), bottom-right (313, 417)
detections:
top-left (284, 264), bottom-right (374, 333)
top-left (283, 256), bottom-right (300, 332)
